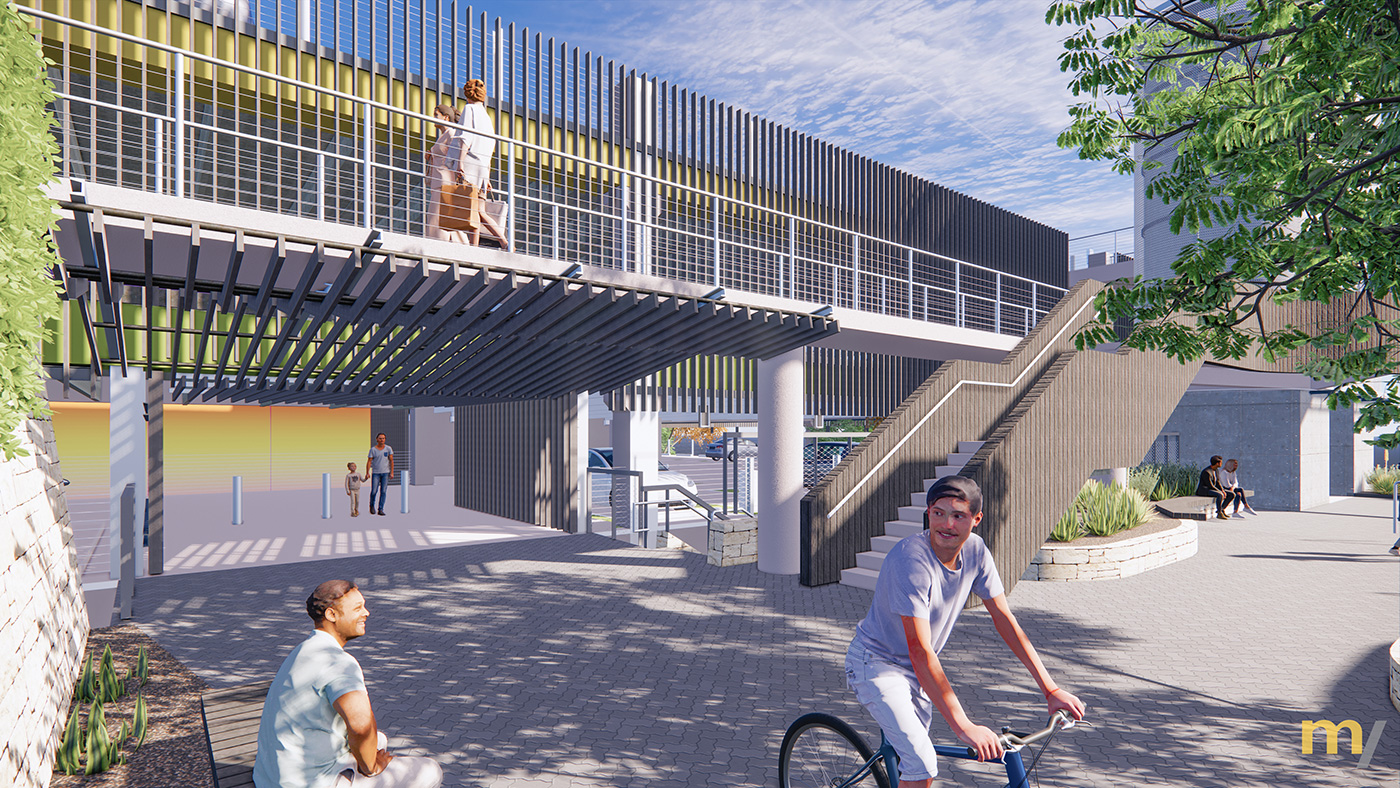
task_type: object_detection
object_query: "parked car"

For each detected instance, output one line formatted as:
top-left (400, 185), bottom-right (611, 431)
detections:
top-left (704, 437), bottom-right (759, 461)
top-left (588, 449), bottom-right (700, 504)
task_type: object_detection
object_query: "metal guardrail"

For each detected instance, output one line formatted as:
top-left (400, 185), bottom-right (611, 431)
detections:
top-left (23, 6), bottom-right (1065, 337)
top-left (584, 466), bottom-right (721, 548)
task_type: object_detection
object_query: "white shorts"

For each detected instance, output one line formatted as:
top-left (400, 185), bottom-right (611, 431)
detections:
top-left (845, 641), bottom-right (938, 781)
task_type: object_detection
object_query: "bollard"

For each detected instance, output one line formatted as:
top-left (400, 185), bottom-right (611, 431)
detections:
top-left (119, 484), bottom-right (135, 620)
top-left (322, 473), bottom-right (332, 519)
top-left (232, 475), bottom-right (243, 525)
top-left (400, 470), bottom-right (410, 513)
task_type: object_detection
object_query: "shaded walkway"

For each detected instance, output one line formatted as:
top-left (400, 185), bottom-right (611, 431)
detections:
top-left (128, 498), bottom-right (1399, 786)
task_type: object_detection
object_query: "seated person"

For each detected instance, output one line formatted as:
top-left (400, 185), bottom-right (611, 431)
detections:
top-left (254, 579), bottom-right (443, 788)
top-left (1196, 455), bottom-right (1234, 520)
top-left (1217, 458), bottom-right (1256, 517)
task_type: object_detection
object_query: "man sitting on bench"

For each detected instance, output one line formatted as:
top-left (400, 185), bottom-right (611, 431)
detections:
top-left (1196, 455), bottom-right (1234, 521)
top-left (253, 579), bottom-right (443, 788)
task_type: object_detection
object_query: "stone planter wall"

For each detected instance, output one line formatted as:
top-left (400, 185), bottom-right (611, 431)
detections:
top-left (0, 418), bottom-right (88, 788)
top-left (1021, 520), bottom-right (1196, 582)
top-left (1390, 640), bottom-right (1400, 716)
top-left (708, 516), bottom-right (757, 566)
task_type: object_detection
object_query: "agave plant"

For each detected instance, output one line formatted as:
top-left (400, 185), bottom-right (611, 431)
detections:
top-left (130, 693), bottom-right (148, 751)
top-left (85, 698), bottom-right (110, 775)
top-left (76, 654), bottom-right (96, 704)
top-left (98, 645), bottom-right (124, 703)
top-left (136, 645), bottom-right (149, 686)
top-left (55, 704), bottom-right (83, 775)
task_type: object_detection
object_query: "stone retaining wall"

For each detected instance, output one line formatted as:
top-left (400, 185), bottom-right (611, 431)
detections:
top-left (708, 516), bottom-right (757, 566)
top-left (1021, 520), bottom-right (1196, 582)
top-left (0, 418), bottom-right (88, 788)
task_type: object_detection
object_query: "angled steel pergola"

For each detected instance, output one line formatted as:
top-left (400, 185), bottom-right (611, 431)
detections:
top-left (48, 192), bottom-right (839, 407)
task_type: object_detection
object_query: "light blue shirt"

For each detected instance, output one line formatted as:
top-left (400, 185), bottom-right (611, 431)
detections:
top-left (368, 445), bottom-right (393, 475)
top-left (851, 532), bottom-right (1004, 670)
top-left (253, 631), bottom-right (367, 788)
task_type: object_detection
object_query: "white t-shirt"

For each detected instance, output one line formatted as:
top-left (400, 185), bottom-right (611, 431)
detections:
top-left (851, 532), bottom-right (1004, 669)
top-left (254, 631), bottom-right (367, 788)
top-left (1218, 468), bottom-right (1239, 488)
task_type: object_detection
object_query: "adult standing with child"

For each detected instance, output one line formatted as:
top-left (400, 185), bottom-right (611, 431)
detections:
top-left (367, 433), bottom-right (394, 517)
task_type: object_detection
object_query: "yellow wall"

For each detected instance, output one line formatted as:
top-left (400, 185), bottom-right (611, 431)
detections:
top-left (50, 403), bottom-right (370, 495)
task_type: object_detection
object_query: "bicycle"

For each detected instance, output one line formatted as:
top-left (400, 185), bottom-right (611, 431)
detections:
top-left (778, 709), bottom-right (1081, 788)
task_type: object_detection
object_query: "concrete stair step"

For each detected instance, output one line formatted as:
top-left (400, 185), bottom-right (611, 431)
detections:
top-left (856, 551), bottom-right (886, 571)
top-left (897, 505), bottom-right (925, 522)
top-left (883, 520), bottom-right (924, 539)
top-left (946, 452), bottom-right (977, 466)
top-left (934, 465), bottom-right (961, 478)
top-left (840, 566), bottom-right (880, 590)
top-left (870, 535), bottom-right (903, 553)
top-left (957, 441), bottom-right (985, 454)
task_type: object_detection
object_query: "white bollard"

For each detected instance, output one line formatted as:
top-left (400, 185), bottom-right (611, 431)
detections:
top-left (322, 473), bottom-right (332, 519)
top-left (232, 475), bottom-right (243, 525)
top-left (400, 470), bottom-right (410, 513)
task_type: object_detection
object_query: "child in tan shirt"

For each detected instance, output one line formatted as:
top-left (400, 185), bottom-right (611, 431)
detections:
top-left (345, 462), bottom-right (366, 516)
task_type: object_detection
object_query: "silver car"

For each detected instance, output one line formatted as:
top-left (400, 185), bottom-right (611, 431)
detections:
top-left (588, 449), bottom-right (700, 505)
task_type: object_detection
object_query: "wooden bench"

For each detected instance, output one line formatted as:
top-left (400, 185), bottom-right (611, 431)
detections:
top-left (1155, 489), bottom-right (1254, 520)
top-left (201, 680), bottom-right (271, 788)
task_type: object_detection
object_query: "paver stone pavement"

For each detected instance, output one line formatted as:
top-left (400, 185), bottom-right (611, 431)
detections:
top-left (129, 496), bottom-right (1399, 786)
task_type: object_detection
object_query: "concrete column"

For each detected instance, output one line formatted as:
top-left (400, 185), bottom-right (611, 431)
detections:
top-left (1110, 467), bottom-right (1128, 488)
top-left (146, 372), bottom-right (164, 574)
top-left (611, 404), bottom-right (659, 543)
top-left (573, 391), bottom-right (590, 534)
top-left (109, 370), bottom-right (145, 579)
top-left (758, 348), bottom-right (804, 575)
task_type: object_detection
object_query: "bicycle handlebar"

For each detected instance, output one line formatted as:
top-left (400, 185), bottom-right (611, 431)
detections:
top-left (998, 709), bottom-right (1079, 752)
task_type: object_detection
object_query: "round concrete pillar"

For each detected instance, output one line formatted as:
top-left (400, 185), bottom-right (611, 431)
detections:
top-left (758, 348), bottom-right (804, 574)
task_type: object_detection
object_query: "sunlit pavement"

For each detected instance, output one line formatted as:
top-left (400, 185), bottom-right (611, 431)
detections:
top-left (130, 496), bottom-right (1399, 787)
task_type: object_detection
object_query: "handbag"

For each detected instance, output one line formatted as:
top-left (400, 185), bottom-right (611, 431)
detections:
top-left (440, 181), bottom-right (481, 232)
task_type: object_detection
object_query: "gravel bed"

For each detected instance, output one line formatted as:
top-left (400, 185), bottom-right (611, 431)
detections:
top-left (50, 624), bottom-right (213, 788)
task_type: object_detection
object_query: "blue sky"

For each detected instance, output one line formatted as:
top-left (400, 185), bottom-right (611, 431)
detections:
top-left (477, 0), bottom-right (1132, 241)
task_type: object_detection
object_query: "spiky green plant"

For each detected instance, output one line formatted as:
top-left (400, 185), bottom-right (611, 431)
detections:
top-left (55, 703), bottom-right (83, 775)
top-left (136, 646), bottom-right (149, 686)
top-left (130, 694), bottom-right (148, 751)
top-left (1127, 465), bottom-right (1160, 500)
top-left (1366, 465), bottom-right (1400, 494)
top-left (1050, 501), bottom-right (1083, 542)
top-left (98, 645), bottom-right (124, 703)
top-left (85, 698), bottom-right (110, 775)
top-left (76, 654), bottom-right (96, 704)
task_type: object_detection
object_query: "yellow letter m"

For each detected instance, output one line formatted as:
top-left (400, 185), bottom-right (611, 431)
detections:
top-left (1301, 720), bottom-right (1363, 755)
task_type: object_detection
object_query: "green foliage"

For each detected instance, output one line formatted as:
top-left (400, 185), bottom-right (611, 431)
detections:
top-left (1133, 461), bottom-right (1198, 500)
top-left (130, 693), bottom-right (148, 751)
top-left (1366, 464), bottom-right (1400, 494)
top-left (56, 703), bottom-right (82, 775)
top-left (1053, 479), bottom-right (1157, 542)
top-left (0, 2), bottom-right (62, 459)
top-left (1049, 1), bottom-right (1400, 446)
top-left (136, 645), bottom-right (149, 686)
top-left (76, 653), bottom-right (96, 703)
top-left (98, 645), bottom-right (125, 702)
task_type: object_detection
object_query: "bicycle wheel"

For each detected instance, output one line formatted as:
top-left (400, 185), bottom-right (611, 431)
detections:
top-left (779, 713), bottom-right (891, 788)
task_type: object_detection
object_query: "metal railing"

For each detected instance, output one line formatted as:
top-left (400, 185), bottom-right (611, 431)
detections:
top-left (584, 466), bottom-right (720, 548)
top-left (26, 6), bottom-right (1065, 337)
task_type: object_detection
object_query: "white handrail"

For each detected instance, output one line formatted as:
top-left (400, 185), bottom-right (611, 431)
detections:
top-left (826, 296), bottom-right (1098, 517)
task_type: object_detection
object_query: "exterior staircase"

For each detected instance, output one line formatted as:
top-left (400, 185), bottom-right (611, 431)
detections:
top-left (841, 441), bottom-right (983, 590)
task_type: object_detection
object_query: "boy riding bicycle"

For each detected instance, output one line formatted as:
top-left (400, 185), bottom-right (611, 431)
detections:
top-left (846, 476), bottom-right (1086, 787)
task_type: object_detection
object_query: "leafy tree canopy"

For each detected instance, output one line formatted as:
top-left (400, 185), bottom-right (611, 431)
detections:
top-left (1049, 0), bottom-right (1400, 446)
top-left (0, 4), bottom-right (61, 459)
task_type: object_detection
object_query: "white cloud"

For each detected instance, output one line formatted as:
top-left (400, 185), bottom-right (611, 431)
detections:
top-left (493, 0), bottom-right (1132, 240)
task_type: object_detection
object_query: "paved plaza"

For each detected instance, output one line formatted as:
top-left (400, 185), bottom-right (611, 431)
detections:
top-left (128, 497), bottom-right (1399, 787)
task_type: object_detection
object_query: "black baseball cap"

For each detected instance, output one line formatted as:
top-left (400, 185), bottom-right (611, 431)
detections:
top-left (925, 475), bottom-right (982, 516)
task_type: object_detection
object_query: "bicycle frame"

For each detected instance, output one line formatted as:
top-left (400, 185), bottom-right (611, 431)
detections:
top-left (851, 714), bottom-right (1072, 788)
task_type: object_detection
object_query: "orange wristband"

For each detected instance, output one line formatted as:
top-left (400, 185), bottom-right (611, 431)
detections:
top-left (1044, 687), bottom-right (1063, 699)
